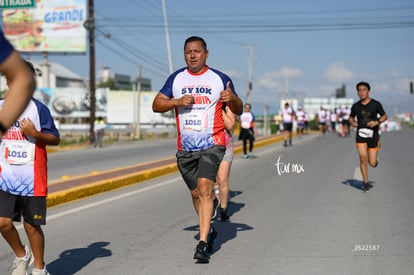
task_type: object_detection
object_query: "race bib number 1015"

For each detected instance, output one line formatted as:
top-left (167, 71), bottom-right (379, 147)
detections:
top-left (183, 113), bottom-right (207, 132)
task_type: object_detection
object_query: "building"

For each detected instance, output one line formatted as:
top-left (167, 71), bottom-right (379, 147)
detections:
top-left (304, 97), bottom-right (355, 119)
top-left (1, 63), bottom-right (152, 91)
top-left (0, 60), bottom-right (85, 90)
top-left (97, 67), bottom-right (152, 91)
top-left (0, 61), bottom-right (159, 133)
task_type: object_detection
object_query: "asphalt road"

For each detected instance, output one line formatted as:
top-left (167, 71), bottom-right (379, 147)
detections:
top-left (1, 130), bottom-right (413, 274)
top-left (47, 138), bottom-right (178, 182)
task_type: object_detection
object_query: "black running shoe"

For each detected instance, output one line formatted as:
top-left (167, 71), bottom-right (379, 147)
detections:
top-left (212, 197), bottom-right (220, 219)
top-left (194, 241), bottom-right (209, 263)
top-left (207, 226), bottom-right (217, 253)
top-left (220, 208), bottom-right (229, 222)
top-left (363, 183), bottom-right (369, 192)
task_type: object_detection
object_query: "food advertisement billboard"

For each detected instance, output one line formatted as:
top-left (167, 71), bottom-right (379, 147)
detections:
top-left (2, 0), bottom-right (87, 53)
top-left (33, 87), bottom-right (107, 118)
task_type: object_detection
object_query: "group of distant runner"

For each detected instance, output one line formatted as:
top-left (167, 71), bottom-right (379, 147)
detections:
top-left (275, 84), bottom-right (387, 196)
top-left (315, 104), bottom-right (352, 138)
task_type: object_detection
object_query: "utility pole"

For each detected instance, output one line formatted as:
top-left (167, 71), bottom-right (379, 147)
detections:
top-left (87, 0), bottom-right (96, 145)
top-left (162, 0), bottom-right (175, 119)
top-left (264, 97), bottom-right (269, 136)
top-left (245, 45), bottom-right (255, 104)
top-left (135, 64), bottom-right (142, 139)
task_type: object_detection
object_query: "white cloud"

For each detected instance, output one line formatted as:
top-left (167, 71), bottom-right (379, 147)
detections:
top-left (385, 70), bottom-right (402, 78)
top-left (325, 62), bottom-right (354, 83)
top-left (279, 67), bottom-right (303, 78)
top-left (318, 85), bottom-right (338, 97)
top-left (262, 67), bottom-right (304, 79)
top-left (395, 77), bottom-right (413, 92)
top-left (257, 67), bottom-right (303, 90)
top-left (366, 73), bottom-right (410, 97)
top-left (257, 74), bottom-right (282, 90)
top-left (373, 82), bottom-right (391, 93)
top-left (223, 69), bottom-right (243, 79)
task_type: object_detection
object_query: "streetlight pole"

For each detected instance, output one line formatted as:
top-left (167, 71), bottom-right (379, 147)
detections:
top-left (162, 0), bottom-right (173, 74)
top-left (41, 52), bottom-right (50, 87)
top-left (264, 97), bottom-right (269, 136)
top-left (162, 0), bottom-right (174, 120)
top-left (88, 0), bottom-right (96, 145)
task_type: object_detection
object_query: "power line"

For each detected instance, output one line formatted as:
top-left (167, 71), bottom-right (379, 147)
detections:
top-left (94, 31), bottom-right (169, 75)
top-left (90, 3), bottom-right (413, 94)
top-left (99, 6), bottom-right (414, 21)
top-left (93, 10), bottom-right (170, 78)
top-left (95, 10), bottom-right (166, 63)
top-left (95, 37), bottom-right (169, 77)
top-left (127, 0), bottom-right (161, 18)
top-left (96, 5), bottom-right (414, 34)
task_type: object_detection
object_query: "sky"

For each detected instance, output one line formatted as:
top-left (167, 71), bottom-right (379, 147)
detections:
top-left (14, 0), bottom-right (414, 116)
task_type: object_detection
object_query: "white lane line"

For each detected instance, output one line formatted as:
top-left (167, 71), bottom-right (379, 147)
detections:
top-left (16, 177), bottom-right (181, 230)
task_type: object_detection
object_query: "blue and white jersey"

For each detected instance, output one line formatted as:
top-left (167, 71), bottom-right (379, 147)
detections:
top-left (0, 98), bottom-right (59, 196)
top-left (160, 66), bottom-right (237, 151)
top-left (240, 112), bottom-right (255, 129)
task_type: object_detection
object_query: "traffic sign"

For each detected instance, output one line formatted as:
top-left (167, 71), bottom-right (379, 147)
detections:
top-left (0, 0), bottom-right (36, 9)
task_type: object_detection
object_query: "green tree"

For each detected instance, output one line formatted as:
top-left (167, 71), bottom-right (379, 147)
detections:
top-left (98, 78), bottom-right (118, 90)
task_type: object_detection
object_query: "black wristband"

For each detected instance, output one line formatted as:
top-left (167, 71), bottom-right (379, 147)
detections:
top-left (0, 122), bottom-right (7, 134)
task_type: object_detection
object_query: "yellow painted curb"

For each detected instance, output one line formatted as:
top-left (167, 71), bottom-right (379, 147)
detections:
top-left (48, 156), bottom-right (177, 186)
top-left (47, 163), bottom-right (178, 207)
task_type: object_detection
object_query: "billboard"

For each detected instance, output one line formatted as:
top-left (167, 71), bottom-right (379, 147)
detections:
top-left (2, 0), bottom-right (87, 53)
top-left (106, 91), bottom-right (175, 125)
top-left (32, 88), bottom-right (176, 125)
top-left (33, 87), bottom-right (107, 118)
top-left (0, 1), bottom-right (36, 9)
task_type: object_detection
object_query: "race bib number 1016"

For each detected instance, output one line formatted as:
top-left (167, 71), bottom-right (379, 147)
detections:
top-left (3, 141), bottom-right (35, 165)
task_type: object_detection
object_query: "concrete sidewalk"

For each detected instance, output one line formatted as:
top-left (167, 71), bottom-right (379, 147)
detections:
top-left (46, 134), bottom-right (289, 208)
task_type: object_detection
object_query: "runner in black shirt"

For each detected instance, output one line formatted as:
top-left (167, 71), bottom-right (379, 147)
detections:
top-left (349, 81), bottom-right (387, 192)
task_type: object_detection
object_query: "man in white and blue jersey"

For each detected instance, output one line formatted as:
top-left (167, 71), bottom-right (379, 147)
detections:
top-left (0, 61), bottom-right (59, 275)
top-left (153, 36), bottom-right (243, 263)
